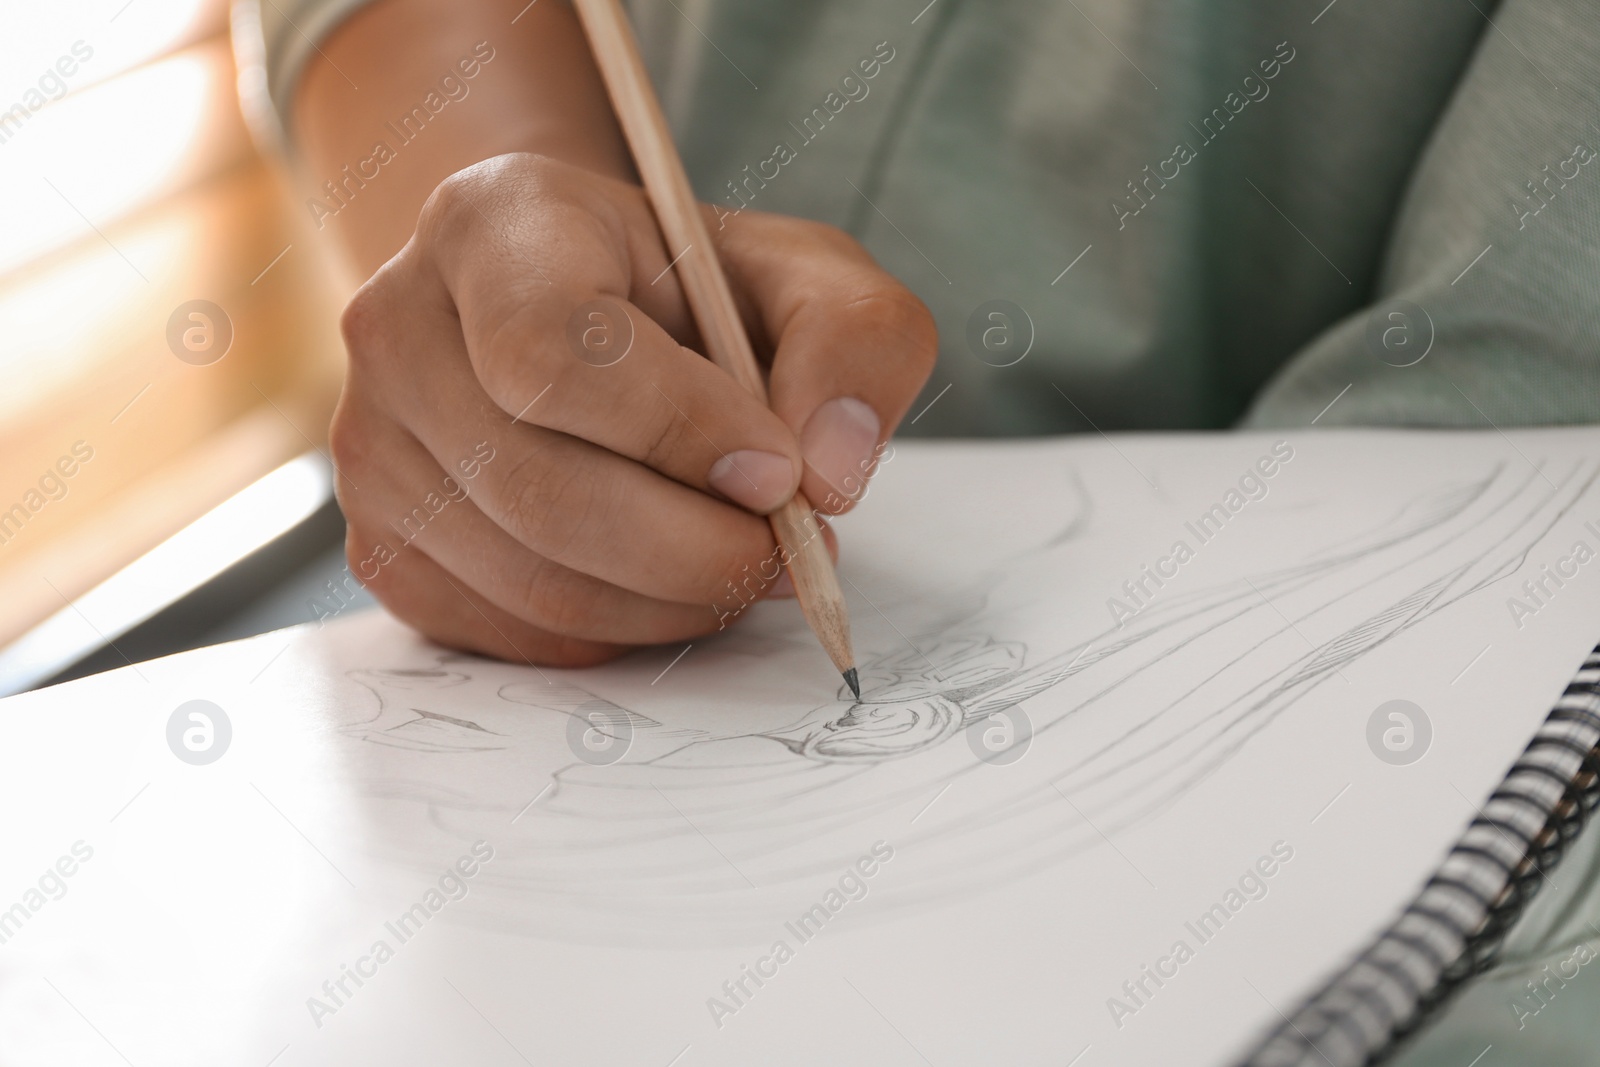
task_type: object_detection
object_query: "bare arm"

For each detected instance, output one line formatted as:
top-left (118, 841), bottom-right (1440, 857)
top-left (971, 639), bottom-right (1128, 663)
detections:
top-left (294, 0), bottom-right (632, 273)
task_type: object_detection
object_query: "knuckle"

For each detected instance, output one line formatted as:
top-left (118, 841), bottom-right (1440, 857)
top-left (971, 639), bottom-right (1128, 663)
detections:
top-left (808, 218), bottom-right (869, 259)
top-left (498, 445), bottom-right (608, 558)
top-left (845, 284), bottom-right (939, 369)
top-left (326, 399), bottom-right (368, 478)
top-left (339, 281), bottom-right (392, 374)
top-left (341, 524), bottom-right (368, 582)
top-left (638, 402), bottom-right (690, 470)
top-left (420, 153), bottom-right (578, 244)
top-left (418, 158), bottom-right (529, 252)
top-left (341, 523), bottom-right (387, 590)
top-left (476, 302), bottom-right (556, 408)
top-left (494, 151), bottom-right (573, 195)
top-left (759, 213), bottom-right (862, 258)
top-left (417, 166), bottom-right (484, 242)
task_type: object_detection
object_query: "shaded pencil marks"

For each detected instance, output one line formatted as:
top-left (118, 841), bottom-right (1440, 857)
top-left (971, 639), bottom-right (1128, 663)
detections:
top-left (330, 456), bottom-right (1600, 938)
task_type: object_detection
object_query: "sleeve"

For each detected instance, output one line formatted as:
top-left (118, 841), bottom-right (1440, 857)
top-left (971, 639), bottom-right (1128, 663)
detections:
top-left (230, 0), bottom-right (381, 148)
top-left (1242, 0), bottom-right (1600, 429)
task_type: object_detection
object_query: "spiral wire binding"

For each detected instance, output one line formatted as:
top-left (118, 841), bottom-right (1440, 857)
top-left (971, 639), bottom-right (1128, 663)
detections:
top-left (1239, 647), bottom-right (1600, 1067)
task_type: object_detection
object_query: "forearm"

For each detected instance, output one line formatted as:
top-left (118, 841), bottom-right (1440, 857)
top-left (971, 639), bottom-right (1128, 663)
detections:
top-left (293, 0), bottom-right (632, 275)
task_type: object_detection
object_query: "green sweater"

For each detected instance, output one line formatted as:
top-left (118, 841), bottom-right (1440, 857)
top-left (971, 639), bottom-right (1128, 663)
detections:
top-left (253, 0), bottom-right (1600, 434)
top-left (619, 0), bottom-right (1600, 436)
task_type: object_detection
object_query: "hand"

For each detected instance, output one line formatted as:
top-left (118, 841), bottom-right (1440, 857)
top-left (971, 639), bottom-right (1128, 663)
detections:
top-left (329, 153), bottom-right (937, 666)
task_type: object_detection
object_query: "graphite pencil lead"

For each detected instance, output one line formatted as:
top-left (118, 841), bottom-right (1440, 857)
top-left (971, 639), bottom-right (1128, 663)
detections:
top-left (843, 667), bottom-right (861, 701)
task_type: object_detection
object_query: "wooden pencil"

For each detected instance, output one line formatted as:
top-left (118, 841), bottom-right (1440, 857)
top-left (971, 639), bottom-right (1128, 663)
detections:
top-left (572, 0), bottom-right (860, 699)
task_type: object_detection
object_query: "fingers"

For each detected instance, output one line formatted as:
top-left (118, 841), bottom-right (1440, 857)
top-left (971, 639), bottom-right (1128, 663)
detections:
top-left (715, 210), bottom-right (939, 514)
top-left (338, 274), bottom-right (786, 606)
top-left (345, 519), bottom-right (626, 669)
top-left (332, 401), bottom-right (739, 644)
top-left (412, 156), bottom-right (803, 514)
top-left (469, 292), bottom-right (802, 514)
top-left (332, 152), bottom-right (903, 664)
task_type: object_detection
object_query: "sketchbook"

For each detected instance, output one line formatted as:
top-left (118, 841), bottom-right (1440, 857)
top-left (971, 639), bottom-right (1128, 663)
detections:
top-left (3, 429), bottom-right (1600, 1067)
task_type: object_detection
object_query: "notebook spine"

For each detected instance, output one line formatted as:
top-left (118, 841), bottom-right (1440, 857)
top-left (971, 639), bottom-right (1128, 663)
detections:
top-left (1240, 647), bottom-right (1600, 1067)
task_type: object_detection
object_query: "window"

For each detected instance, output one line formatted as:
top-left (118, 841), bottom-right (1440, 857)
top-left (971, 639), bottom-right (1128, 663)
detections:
top-left (0, 0), bottom-right (346, 647)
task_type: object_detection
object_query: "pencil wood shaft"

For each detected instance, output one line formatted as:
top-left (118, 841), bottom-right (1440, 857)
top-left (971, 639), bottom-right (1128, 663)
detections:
top-left (572, 0), bottom-right (857, 684)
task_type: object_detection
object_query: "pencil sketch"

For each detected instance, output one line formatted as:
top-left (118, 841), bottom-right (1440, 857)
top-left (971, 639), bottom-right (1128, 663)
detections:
top-left (329, 454), bottom-right (1600, 940)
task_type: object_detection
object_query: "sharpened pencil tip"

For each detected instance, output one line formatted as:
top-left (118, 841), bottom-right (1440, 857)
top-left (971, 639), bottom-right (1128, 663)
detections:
top-left (843, 667), bottom-right (860, 701)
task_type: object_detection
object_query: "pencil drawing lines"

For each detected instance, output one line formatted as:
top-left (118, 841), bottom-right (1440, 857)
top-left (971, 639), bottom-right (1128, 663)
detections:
top-left (328, 458), bottom-right (1600, 935)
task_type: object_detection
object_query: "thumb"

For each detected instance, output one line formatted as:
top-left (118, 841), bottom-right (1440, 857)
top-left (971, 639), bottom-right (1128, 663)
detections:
top-left (715, 212), bottom-right (938, 515)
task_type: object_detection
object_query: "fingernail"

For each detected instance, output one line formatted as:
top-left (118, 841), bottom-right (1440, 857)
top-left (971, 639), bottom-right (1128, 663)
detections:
top-left (708, 450), bottom-right (796, 513)
top-left (801, 397), bottom-right (881, 506)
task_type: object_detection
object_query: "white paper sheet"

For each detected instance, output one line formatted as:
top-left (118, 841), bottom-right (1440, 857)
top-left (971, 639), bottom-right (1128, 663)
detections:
top-left (4, 429), bottom-right (1599, 1066)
